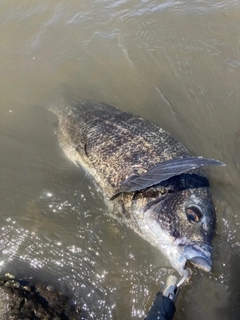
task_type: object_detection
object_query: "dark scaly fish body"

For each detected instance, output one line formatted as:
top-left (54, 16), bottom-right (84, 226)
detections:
top-left (49, 101), bottom-right (223, 276)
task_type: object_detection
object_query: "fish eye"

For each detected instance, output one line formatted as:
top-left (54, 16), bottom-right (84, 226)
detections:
top-left (186, 206), bottom-right (203, 223)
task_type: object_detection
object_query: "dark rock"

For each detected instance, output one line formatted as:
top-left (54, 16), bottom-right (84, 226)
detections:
top-left (0, 273), bottom-right (82, 320)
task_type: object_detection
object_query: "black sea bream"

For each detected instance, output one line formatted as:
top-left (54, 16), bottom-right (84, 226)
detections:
top-left (48, 101), bottom-right (224, 277)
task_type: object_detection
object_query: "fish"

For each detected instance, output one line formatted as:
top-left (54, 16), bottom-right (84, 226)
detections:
top-left (48, 100), bottom-right (225, 277)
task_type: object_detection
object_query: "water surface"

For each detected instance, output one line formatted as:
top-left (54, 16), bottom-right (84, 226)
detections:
top-left (0, 1), bottom-right (239, 319)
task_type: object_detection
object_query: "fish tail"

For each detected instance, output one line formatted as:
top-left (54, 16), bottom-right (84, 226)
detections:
top-left (46, 98), bottom-right (67, 117)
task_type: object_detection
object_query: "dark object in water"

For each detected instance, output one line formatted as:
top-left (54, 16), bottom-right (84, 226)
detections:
top-left (48, 101), bottom-right (225, 277)
top-left (0, 273), bottom-right (81, 319)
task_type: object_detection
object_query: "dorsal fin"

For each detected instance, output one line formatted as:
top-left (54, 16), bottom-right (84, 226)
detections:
top-left (111, 157), bottom-right (225, 198)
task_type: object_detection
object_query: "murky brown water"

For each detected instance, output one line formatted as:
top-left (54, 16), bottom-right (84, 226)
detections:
top-left (0, 1), bottom-right (239, 319)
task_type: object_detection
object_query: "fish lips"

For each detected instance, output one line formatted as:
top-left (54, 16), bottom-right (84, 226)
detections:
top-left (178, 243), bottom-right (213, 272)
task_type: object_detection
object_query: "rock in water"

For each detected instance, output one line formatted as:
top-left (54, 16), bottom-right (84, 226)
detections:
top-left (0, 273), bottom-right (81, 319)
top-left (48, 101), bottom-right (224, 276)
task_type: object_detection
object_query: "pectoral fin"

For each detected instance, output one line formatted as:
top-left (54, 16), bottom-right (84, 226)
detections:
top-left (112, 157), bottom-right (225, 197)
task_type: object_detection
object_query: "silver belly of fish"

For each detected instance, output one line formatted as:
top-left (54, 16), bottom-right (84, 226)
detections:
top-left (48, 101), bottom-right (224, 276)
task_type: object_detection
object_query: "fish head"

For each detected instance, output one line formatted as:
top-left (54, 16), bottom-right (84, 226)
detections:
top-left (136, 173), bottom-right (216, 275)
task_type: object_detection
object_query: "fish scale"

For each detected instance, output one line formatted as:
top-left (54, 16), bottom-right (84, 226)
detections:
top-left (55, 101), bottom-right (189, 194)
top-left (48, 100), bottom-right (224, 276)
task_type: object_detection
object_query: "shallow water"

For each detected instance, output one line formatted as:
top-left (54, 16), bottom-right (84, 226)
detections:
top-left (0, 0), bottom-right (239, 319)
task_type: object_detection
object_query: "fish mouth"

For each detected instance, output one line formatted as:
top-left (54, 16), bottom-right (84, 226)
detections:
top-left (178, 243), bottom-right (212, 272)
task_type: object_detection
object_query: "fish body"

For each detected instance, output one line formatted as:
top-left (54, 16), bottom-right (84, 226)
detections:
top-left (49, 101), bottom-right (221, 276)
